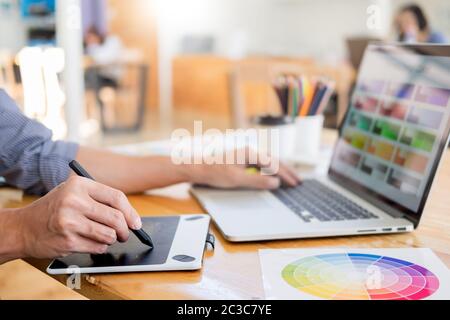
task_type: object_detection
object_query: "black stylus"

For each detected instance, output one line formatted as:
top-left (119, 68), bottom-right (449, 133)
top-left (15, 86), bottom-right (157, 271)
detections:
top-left (69, 160), bottom-right (154, 249)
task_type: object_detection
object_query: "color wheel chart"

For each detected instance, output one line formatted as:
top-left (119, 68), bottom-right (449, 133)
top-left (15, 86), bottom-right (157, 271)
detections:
top-left (281, 253), bottom-right (439, 300)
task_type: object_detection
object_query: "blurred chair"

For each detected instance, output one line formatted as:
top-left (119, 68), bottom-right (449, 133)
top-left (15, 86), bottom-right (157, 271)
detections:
top-left (172, 55), bottom-right (232, 116)
top-left (85, 61), bottom-right (148, 133)
top-left (228, 57), bottom-right (354, 129)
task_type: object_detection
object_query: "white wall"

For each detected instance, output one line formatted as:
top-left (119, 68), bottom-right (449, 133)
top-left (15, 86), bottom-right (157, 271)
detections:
top-left (0, 3), bottom-right (27, 52)
top-left (156, 0), bottom-right (450, 60)
top-left (156, 0), bottom-right (394, 62)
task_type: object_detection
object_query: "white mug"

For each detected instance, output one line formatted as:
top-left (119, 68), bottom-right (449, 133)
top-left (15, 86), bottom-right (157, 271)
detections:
top-left (252, 116), bottom-right (297, 160)
top-left (294, 115), bottom-right (324, 159)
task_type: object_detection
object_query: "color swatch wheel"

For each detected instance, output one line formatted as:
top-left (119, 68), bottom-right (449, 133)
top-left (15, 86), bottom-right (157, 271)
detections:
top-left (282, 253), bottom-right (439, 300)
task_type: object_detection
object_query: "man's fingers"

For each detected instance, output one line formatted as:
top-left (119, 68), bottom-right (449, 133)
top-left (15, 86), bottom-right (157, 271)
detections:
top-left (277, 169), bottom-right (298, 187)
top-left (63, 234), bottom-right (108, 255)
top-left (282, 163), bottom-right (302, 183)
top-left (234, 170), bottom-right (281, 190)
top-left (245, 149), bottom-right (301, 187)
top-left (76, 217), bottom-right (118, 245)
top-left (83, 201), bottom-right (130, 242)
top-left (86, 180), bottom-right (142, 230)
top-left (75, 237), bottom-right (109, 255)
top-left (278, 164), bottom-right (302, 187)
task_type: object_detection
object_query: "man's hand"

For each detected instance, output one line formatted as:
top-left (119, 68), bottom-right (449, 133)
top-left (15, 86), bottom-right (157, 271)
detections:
top-left (16, 176), bottom-right (142, 259)
top-left (183, 148), bottom-right (301, 190)
top-left (74, 147), bottom-right (300, 194)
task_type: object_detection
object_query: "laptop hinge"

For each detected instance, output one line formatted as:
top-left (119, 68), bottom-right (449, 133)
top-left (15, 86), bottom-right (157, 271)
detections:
top-left (401, 214), bottom-right (418, 227)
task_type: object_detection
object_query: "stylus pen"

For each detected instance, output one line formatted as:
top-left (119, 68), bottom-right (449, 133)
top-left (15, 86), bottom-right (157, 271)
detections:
top-left (69, 160), bottom-right (154, 249)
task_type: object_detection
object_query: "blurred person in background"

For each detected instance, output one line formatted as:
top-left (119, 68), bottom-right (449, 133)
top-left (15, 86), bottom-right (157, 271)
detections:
top-left (84, 26), bottom-right (125, 125)
top-left (84, 26), bottom-right (124, 87)
top-left (395, 4), bottom-right (447, 44)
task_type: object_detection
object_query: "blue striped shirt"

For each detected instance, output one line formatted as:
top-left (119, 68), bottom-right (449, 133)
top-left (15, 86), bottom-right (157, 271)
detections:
top-left (0, 89), bottom-right (79, 195)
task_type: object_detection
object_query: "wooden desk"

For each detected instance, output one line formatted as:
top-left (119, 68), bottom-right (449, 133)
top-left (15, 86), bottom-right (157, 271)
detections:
top-left (6, 131), bottom-right (450, 300)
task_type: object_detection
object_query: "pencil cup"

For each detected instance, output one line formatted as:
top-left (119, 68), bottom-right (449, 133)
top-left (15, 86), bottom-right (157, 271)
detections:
top-left (252, 115), bottom-right (296, 160)
top-left (294, 115), bottom-right (324, 159)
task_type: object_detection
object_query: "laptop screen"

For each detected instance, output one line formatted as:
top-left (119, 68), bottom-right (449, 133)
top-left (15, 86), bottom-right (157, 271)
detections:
top-left (329, 44), bottom-right (450, 221)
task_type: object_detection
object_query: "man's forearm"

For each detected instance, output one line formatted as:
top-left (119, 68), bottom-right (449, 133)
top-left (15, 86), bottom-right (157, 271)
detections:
top-left (0, 209), bottom-right (25, 264)
top-left (76, 147), bottom-right (190, 194)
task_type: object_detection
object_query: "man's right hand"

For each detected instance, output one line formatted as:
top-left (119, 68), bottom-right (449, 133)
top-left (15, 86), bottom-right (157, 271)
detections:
top-left (16, 176), bottom-right (143, 259)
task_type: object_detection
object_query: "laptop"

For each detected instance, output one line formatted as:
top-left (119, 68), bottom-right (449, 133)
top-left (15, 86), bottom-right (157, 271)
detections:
top-left (192, 44), bottom-right (450, 242)
top-left (346, 36), bottom-right (380, 71)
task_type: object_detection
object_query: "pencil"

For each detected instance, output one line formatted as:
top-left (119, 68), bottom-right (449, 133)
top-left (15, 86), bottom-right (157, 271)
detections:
top-left (300, 77), bottom-right (316, 117)
top-left (297, 76), bottom-right (305, 117)
top-left (316, 81), bottom-right (336, 116)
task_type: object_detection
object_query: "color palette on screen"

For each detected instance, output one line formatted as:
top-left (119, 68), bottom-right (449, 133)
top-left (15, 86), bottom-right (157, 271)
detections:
top-left (415, 86), bottom-right (450, 107)
top-left (400, 128), bottom-right (436, 152)
top-left (386, 82), bottom-right (415, 100)
top-left (282, 253), bottom-right (440, 300)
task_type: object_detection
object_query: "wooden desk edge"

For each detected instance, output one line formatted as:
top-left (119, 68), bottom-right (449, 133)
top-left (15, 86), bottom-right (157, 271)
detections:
top-left (24, 258), bottom-right (127, 300)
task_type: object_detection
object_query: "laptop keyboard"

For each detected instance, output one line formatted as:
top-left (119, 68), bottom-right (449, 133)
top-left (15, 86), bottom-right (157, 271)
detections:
top-left (271, 180), bottom-right (379, 223)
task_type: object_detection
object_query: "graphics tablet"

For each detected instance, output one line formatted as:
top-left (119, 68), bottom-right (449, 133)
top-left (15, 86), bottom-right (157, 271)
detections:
top-left (47, 215), bottom-right (211, 275)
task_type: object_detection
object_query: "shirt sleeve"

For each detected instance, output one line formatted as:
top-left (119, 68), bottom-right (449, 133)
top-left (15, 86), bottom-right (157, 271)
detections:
top-left (0, 89), bottom-right (79, 195)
